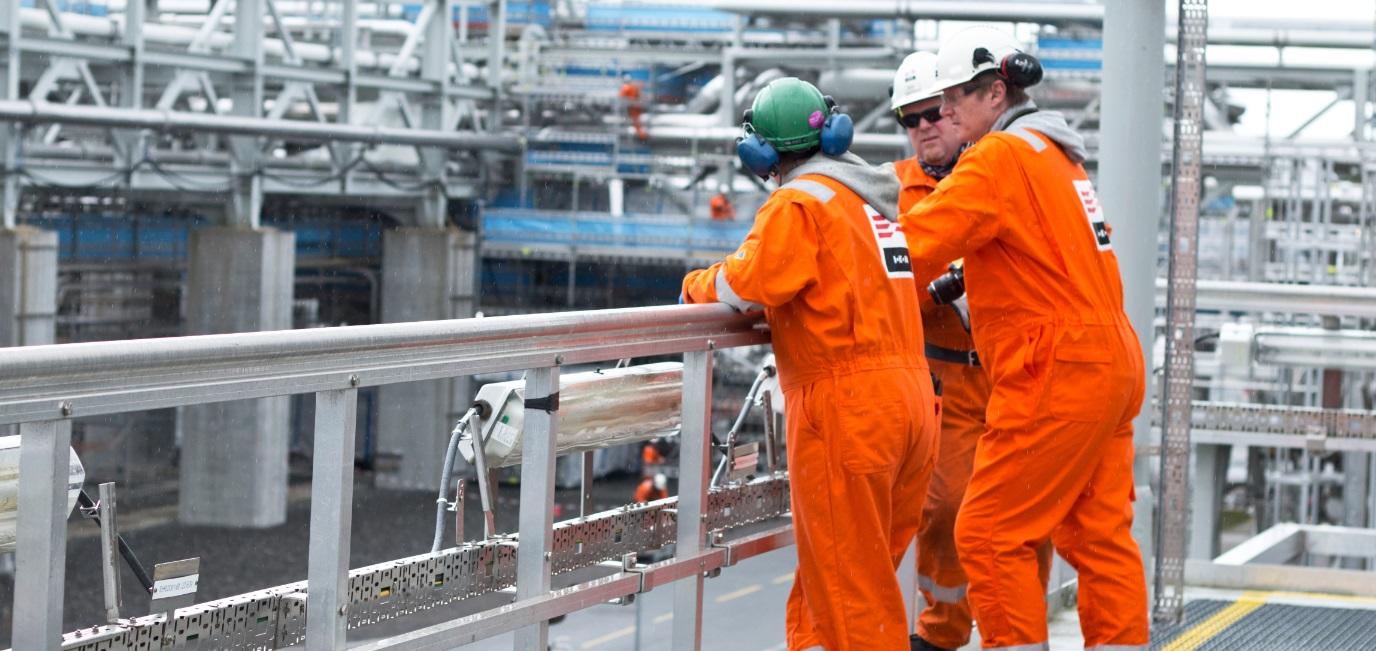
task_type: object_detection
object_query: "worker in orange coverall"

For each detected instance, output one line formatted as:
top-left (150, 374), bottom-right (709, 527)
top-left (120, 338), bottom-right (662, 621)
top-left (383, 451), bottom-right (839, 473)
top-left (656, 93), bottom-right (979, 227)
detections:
top-left (633, 473), bottom-right (668, 503)
top-left (900, 28), bottom-right (1148, 650)
top-left (889, 51), bottom-right (1052, 651)
top-left (682, 77), bottom-right (937, 650)
top-left (619, 76), bottom-right (649, 141)
top-left (709, 189), bottom-right (736, 220)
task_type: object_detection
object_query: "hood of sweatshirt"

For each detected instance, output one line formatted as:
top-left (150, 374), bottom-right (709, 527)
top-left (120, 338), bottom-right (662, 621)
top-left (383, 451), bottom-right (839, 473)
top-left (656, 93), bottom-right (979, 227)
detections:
top-left (993, 99), bottom-right (1088, 164)
top-left (780, 150), bottom-right (902, 221)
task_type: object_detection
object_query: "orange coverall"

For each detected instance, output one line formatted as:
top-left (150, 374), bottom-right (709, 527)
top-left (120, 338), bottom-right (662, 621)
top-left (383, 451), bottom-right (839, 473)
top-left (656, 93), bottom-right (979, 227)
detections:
top-left (633, 477), bottom-right (668, 503)
top-left (683, 174), bottom-right (937, 650)
top-left (895, 160), bottom-right (1053, 650)
top-left (900, 130), bottom-right (1148, 649)
top-left (619, 81), bottom-right (648, 141)
top-left (709, 193), bottom-right (736, 220)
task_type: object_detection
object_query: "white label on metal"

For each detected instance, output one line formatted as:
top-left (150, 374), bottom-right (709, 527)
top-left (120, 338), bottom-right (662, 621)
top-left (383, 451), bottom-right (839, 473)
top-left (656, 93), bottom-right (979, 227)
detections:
top-left (152, 574), bottom-right (198, 599)
top-left (490, 422), bottom-right (519, 449)
top-left (864, 204), bottom-right (913, 279)
top-left (1073, 179), bottom-right (1112, 251)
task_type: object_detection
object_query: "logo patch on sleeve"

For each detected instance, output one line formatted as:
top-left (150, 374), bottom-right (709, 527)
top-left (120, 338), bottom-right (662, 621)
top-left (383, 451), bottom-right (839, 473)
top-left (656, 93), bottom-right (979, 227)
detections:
top-left (864, 204), bottom-right (914, 279)
top-left (1073, 179), bottom-right (1112, 251)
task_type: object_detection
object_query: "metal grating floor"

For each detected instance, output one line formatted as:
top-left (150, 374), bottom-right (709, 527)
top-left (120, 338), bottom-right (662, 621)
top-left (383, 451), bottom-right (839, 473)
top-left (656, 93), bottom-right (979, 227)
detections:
top-left (1150, 599), bottom-right (1376, 650)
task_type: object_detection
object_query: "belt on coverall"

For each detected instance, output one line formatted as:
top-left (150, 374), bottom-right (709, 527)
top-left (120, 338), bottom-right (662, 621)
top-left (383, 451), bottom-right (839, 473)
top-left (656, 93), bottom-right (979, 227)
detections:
top-left (925, 342), bottom-right (981, 367)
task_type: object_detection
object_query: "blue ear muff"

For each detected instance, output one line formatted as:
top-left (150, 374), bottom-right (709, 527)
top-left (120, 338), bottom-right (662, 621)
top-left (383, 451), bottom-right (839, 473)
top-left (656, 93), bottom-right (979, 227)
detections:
top-left (819, 111), bottom-right (853, 156)
top-left (736, 132), bottom-right (779, 180)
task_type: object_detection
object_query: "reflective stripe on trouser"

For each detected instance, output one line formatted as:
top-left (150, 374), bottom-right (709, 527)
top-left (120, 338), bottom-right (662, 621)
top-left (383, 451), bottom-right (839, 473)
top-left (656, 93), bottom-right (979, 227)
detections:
top-left (914, 358), bottom-right (983, 651)
top-left (1085, 646), bottom-right (1148, 651)
top-left (917, 573), bottom-right (966, 604)
top-left (783, 368), bottom-right (937, 651)
top-left (985, 644), bottom-right (1048, 651)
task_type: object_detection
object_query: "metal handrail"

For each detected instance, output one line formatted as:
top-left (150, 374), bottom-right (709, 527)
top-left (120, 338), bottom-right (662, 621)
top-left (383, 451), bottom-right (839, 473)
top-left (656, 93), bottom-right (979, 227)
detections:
top-left (3, 304), bottom-right (770, 651)
top-left (0, 303), bottom-right (765, 424)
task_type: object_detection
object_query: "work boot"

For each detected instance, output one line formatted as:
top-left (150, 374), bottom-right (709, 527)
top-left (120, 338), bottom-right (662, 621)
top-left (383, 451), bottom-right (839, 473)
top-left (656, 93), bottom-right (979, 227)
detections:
top-left (910, 635), bottom-right (953, 651)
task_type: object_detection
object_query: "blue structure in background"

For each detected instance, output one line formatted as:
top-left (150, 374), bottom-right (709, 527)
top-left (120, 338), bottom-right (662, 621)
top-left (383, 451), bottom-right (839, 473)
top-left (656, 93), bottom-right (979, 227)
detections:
top-left (402, 1), bottom-right (554, 28)
top-left (19, 0), bottom-right (108, 16)
top-left (584, 3), bottom-right (735, 33)
top-left (18, 212), bottom-right (386, 261)
top-left (484, 208), bottom-right (749, 255)
top-left (1036, 36), bottom-right (1103, 72)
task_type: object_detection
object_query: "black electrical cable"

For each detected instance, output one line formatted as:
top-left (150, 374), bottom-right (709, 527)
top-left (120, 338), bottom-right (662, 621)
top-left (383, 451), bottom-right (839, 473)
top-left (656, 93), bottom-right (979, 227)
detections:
top-left (141, 158), bottom-right (234, 193)
top-left (75, 490), bottom-right (155, 592)
top-left (358, 157), bottom-right (441, 192)
top-left (16, 166), bottom-right (131, 190)
top-left (259, 152), bottom-right (367, 188)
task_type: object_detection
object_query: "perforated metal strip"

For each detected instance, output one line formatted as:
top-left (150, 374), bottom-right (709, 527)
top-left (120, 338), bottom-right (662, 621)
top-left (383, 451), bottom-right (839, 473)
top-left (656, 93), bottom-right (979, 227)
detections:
top-left (1154, 0), bottom-right (1208, 626)
top-left (56, 474), bottom-right (791, 651)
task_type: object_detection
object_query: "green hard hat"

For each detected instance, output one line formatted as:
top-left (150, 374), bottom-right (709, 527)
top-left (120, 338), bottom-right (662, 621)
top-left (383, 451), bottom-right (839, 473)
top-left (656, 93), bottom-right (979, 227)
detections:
top-left (746, 78), bottom-right (829, 153)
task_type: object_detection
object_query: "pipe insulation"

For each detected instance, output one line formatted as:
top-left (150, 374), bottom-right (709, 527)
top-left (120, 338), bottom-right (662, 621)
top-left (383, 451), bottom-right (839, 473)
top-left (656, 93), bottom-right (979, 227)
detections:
top-left (0, 436), bottom-right (85, 554)
top-left (459, 362), bottom-right (683, 469)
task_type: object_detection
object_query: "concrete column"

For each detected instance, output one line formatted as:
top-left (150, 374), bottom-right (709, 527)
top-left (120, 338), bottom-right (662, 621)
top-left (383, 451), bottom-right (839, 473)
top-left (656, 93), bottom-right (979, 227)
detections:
top-left (376, 227), bottom-right (477, 490)
top-left (0, 226), bottom-right (58, 348)
top-left (1100, 0), bottom-right (1166, 584)
top-left (178, 227), bottom-right (295, 527)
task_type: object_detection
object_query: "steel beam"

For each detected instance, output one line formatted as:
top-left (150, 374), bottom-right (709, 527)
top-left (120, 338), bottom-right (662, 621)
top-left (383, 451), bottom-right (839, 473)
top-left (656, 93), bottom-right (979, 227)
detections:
top-left (513, 365), bottom-right (560, 651)
top-left (13, 418), bottom-right (73, 651)
top-left (306, 388), bottom-right (359, 651)
top-left (672, 349), bottom-right (713, 649)
top-left (1154, 0), bottom-right (1208, 624)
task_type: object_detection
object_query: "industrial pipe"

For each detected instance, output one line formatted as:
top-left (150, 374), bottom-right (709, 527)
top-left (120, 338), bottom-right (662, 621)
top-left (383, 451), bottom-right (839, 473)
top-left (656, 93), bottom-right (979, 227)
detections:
top-left (694, 0), bottom-right (1104, 22)
top-left (459, 362), bottom-right (684, 469)
top-left (692, 1), bottom-right (1376, 50)
top-left (1156, 279), bottom-right (1376, 320)
top-left (0, 100), bottom-right (524, 152)
top-left (0, 436), bottom-right (85, 553)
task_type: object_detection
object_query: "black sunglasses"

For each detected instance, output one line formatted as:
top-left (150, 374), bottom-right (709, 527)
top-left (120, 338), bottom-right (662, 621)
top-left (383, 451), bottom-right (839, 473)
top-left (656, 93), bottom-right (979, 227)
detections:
top-left (895, 105), bottom-right (943, 129)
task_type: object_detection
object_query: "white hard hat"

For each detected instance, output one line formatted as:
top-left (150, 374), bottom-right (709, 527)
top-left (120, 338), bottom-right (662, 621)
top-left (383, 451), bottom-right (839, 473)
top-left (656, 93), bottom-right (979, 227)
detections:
top-left (653, 473), bottom-right (668, 491)
top-left (932, 26), bottom-right (1025, 94)
top-left (890, 51), bottom-right (940, 111)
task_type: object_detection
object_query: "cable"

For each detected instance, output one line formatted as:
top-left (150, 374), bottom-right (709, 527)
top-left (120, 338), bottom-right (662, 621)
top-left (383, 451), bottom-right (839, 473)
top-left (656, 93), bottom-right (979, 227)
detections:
top-left (358, 156), bottom-right (443, 192)
top-left (259, 151), bottom-right (367, 188)
top-left (17, 166), bottom-right (131, 190)
top-left (141, 157), bottom-right (234, 193)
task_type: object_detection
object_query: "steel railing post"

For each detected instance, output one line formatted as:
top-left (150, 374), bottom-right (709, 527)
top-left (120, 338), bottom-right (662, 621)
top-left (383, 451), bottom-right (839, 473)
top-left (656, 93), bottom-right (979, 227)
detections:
top-left (307, 387), bottom-right (359, 650)
top-left (514, 364), bottom-right (561, 651)
top-left (672, 348), bottom-right (713, 650)
top-left (14, 418), bottom-right (73, 651)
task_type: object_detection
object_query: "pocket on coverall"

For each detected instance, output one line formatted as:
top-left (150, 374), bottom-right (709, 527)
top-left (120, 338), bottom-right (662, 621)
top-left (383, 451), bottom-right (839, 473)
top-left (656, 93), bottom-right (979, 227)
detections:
top-left (1045, 329), bottom-right (1114, 423)
top-left (823, 387), bottom-right (907, 475)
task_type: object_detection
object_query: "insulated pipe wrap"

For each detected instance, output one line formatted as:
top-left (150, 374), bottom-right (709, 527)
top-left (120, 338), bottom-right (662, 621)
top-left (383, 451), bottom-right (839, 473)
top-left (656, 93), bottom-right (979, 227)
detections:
top-left (460, 362), bottom-right (683, 468)
top-left (0, 436), bottom-right (85, 553)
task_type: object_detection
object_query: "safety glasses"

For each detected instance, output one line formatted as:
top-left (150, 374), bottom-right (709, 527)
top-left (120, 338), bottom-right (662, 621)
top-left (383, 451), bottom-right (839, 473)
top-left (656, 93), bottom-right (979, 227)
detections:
top-left (894, 105), bottom-right (943, 129)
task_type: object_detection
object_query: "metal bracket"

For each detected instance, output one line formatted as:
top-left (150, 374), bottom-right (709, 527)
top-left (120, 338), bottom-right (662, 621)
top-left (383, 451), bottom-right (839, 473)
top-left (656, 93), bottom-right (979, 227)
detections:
top-left (523, 392), bottom-right (559, 413)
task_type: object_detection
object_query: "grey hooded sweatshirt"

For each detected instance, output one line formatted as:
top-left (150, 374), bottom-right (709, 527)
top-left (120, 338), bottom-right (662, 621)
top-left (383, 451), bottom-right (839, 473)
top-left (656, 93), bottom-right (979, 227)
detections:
top-left (779, 150), bottom-right (902, 222)
top-left (992, 99), bottom-right (1088, 163)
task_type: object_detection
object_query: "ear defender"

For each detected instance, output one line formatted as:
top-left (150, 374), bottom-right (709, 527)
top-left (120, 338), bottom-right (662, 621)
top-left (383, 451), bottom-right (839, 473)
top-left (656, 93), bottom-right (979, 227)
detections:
top-left (736, 119), bottom-right (780, 179)
top-left (973, 46), bottom-right (1043, 88)
top-left (818, 95), bottom-right (853, 156)
top-left (1000, 51), bottom-right (1043, 87)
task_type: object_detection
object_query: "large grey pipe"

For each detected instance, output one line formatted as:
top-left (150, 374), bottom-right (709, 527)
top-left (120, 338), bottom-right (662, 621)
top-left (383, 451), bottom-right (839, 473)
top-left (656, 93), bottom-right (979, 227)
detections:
top-left (1098, 0), bottom-right (1165, 594)
top-left (0, 100), bottom-right (523, 152)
